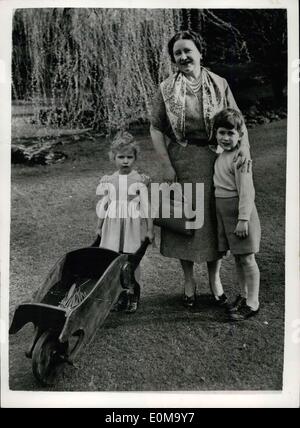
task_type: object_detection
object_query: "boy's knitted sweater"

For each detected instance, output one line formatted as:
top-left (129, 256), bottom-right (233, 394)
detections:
top-left (213, 149), bottom-right (255, 221)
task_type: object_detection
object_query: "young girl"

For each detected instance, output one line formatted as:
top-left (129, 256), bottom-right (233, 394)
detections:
top-left (96, 131), bottom-right (154, 313)
top-left (212, 108), bottom-right (261, 321)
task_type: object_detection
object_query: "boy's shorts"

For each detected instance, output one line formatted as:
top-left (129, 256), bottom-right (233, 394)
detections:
top-left (216, 197), bottom-right (261, 255)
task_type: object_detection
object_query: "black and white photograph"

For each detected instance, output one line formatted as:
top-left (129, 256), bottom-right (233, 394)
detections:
top-left (1, 0), bottom-right (299, 408)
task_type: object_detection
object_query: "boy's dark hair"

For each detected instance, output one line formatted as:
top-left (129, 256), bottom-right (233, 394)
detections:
top-left (212, 108), bottom-right (245, 136)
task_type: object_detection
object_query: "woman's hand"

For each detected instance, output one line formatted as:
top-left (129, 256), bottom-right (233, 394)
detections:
top-left (233, 144), bottom-right (251, 170)
top-left (150, 125), bottom-right (176, 183)
top-left (234, 220), bottom-right (249, 239)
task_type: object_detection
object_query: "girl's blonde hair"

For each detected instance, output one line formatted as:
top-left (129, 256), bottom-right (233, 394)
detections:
top-left (108, 131), bottom-right (139, 161)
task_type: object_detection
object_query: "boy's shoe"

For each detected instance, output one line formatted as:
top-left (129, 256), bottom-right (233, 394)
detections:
top-left (226, 294), bottom-right (247, 313)
top-left (228, 305), bottom-right (259, 321)
top-left (212, 293), bottom-right (229, 309)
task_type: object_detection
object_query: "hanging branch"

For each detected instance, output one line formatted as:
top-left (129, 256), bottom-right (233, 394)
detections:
top-left (204, 10), bottom-right (241, 36)
top-left (205, 10), bottom-right (251, 61)
top-left (13, 9), bottom-right (253, 131)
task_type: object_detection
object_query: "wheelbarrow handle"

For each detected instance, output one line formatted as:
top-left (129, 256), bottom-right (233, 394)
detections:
top-left (128, 238), bottom-right (150, 271)
top-left (90, 235), bottom-right (150, 271)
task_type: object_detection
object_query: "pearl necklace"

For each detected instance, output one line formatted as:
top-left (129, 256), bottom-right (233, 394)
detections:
top-left (186, 76), bottom-right (202, 93)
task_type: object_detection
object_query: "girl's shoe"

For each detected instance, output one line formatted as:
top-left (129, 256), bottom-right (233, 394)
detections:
top-left (111, 291), bottom-right (128, 312)
top-left (226, 294), bottom-right (247, 313)
top-left (125, 277), bottom-right (140, 314)
top-left (125, 295), bottom-right (139, 314)
top-left (183, 294), bottom-right (196, 309)
top-left (229, 305), bottom-right (259, 321)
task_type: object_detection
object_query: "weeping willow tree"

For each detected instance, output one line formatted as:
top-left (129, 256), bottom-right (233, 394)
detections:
top-left (12, 8), bottom-right (246, 131)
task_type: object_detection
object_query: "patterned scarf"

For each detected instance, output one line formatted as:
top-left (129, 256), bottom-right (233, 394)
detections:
top-left (160, 67), bottom-right (226, 147)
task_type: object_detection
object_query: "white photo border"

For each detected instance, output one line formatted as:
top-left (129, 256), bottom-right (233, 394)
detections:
top-left (1, 0), bottom-right (299, 408)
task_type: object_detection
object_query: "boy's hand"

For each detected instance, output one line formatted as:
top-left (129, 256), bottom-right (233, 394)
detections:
top-left (234, 220), bottom-right (249, 239)
top-left (145, 229), bottom-right (155, 243)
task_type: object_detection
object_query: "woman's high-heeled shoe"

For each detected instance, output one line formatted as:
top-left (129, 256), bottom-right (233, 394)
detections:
top-left (183, 293), bottom-right (196, 309)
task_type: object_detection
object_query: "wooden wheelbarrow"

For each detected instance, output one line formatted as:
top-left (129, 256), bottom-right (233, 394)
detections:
top-left (9, 238), bottom-right (149, 386)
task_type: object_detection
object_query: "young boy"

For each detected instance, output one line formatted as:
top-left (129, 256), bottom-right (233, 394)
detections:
top-left (212, 108), bottom-right (261, 321)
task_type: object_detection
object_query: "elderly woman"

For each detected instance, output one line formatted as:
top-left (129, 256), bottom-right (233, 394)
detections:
top-left (150, 30), bottom-right (250, 308)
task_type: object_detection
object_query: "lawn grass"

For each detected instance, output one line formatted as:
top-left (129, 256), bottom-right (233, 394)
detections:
top-left (9, 120), bottom-right (286, 391)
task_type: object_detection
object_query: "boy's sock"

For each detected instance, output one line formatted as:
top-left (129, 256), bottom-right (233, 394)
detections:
top-left (235, 263), bottom-right (248, 299)
top-left (207, 262), bottom-right (224, 297)
top-left (243, 261), bottom-right (260, 311)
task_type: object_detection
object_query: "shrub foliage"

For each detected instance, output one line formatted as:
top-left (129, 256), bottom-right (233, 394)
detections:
top-left (12, 8), bottom-right (286, 131)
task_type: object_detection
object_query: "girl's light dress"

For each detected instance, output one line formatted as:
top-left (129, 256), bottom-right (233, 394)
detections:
top-left (96, 170), bottom-right (150, 254)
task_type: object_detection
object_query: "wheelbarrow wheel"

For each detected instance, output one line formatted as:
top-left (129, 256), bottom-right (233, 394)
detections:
top-left (32, 331), bottom-right (62, 386)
